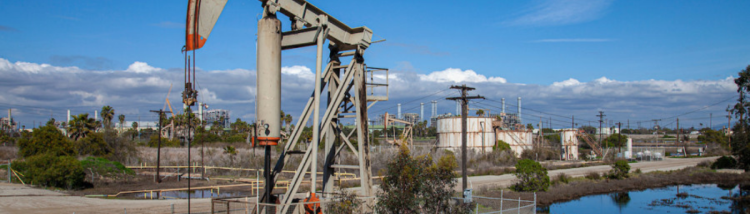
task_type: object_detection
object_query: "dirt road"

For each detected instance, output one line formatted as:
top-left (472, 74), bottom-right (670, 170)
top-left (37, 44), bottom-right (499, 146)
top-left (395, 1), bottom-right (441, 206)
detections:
top-left (467, 156), bottom-right (718, 191)
top-left (0, 157), bottom-right (716, 213)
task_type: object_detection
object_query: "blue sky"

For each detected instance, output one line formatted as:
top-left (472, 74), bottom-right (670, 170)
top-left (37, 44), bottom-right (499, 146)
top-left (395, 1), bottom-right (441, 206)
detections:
top-left (0, 0), bottom-right (747, 129)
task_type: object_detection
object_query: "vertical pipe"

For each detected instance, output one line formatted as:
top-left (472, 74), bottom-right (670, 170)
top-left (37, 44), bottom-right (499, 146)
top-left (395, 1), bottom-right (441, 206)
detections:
top-left (310, 19), bottom-right (325, 194)
top-left (397, 103), bottom-right (401, 119)
top-left (420, 103), bottom-right (424, 123)
top-left (501, 98), bottom-right (505, 114)
top-left (256, 15), bottom-right (282, 146)
top-left (198, 102), bottom-right (203, 122)
top-left (518, 97), bottom-right (522, 125)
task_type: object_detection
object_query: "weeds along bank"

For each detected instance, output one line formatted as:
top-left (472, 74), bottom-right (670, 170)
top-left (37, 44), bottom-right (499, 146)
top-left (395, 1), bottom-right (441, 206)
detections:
top-left (477, 163), bottom-right (750, 206)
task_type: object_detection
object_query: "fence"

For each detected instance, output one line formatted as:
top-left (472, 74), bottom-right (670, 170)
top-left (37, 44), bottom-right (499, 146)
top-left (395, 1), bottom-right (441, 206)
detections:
top-left (210, 195), bottom-right (377, 214)
top-left (457, 191), bottom-right (537, 214)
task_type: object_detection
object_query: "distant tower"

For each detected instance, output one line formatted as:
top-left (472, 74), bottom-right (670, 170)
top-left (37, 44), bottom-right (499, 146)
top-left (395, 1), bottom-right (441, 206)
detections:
top-left (420, 103), bottom-right (424, 122)
top-left (397, 103), bottom-right (401, 119)
top-left (518, 97), bottom-right (522, 125)
top-left (501, 98), bottom-right (505, 114)
top-left (431, 100), bottom-right (437, 118)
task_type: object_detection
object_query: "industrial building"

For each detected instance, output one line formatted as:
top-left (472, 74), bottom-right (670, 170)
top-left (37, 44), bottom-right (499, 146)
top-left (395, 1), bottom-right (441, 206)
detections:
top-left (202, 109), bottom-right (230, 128)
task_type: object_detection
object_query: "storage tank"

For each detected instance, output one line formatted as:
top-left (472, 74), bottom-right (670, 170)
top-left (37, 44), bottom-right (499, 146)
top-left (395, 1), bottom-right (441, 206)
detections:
top-left (436, 117), bottom-right (495, 153)
top-left (559, 128), bottom-right (579, 160)
top-left (495, 130), bottom-right (533, 157)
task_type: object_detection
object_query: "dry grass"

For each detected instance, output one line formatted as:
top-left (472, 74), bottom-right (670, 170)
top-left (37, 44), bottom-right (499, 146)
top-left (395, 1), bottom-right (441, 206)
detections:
top-left (0, 146), bottom-right (17, 160)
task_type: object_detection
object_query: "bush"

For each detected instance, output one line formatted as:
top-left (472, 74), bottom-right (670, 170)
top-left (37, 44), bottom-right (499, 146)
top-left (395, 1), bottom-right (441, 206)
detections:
top-left (18, 123), bottom-right (76, 158)
top-left (326, 189), bottom-right (364, 214)
top-left (148, 135), bottom-right (181, 147)
top-left (513, 159), bottom-right (550, 192)
top-left (12, 153), bottom-right (86, 189)
top-left (552, 173), bottom-right (570, 186)
top-left (493, 140), bottom-right (510, 152)
top-left (80, 157), bottom-right (134, 183)
top-left (608, 160), bottom-right (630, 179)
top-left (585, 171), bottom-right (601, 180)
top-left (376, 144), bottom-right (473, 213)
top-left (76, 132), bottom-right (112, 158)
top-left (711, 156), bottom-right (737, 169)
top-left (634, 168), bottom-right (642, 174)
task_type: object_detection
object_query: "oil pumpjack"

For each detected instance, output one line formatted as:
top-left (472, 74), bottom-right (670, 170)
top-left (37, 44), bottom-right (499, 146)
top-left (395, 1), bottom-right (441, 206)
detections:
top-left (184, 0), bottom-right (388, 213)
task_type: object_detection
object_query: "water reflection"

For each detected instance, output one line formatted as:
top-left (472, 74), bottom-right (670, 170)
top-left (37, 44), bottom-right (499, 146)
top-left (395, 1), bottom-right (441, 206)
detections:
top-left (609, 192), bottom-right (630, 210)
top-left (546, 184), bottom-right (748, 214)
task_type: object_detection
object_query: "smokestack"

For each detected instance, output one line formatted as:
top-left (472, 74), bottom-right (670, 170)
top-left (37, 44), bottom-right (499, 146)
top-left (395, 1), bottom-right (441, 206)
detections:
top-left (420, 103), bottom-right (424, 122)
top-left (501, 98), bottom-right (505, 114)
top-left (256, 15), bottom-right (282, 146)
top-left (67, 110), bottom-right (70, 124)
top-left (518, 97), bottom-right (522, 125)
top-left (95, 110), bottom-right (98, 121)
top-left (7, 109), bottom-right (10, 127)
top-left (198, 102), bottom-right (203, 121)
top-left (397, 103), bottom-right (401, 119)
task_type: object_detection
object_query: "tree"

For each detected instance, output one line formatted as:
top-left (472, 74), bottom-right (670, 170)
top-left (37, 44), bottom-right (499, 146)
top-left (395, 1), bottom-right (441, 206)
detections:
top-left (76, 132), bottom-right (112, 158)
top-left (68, 113), bottom-right (97, 141)
top-left (376, 145), bottom-right (473, 213)
top-left (118, 114), bottom-right (125, 131)
top-left (223, 145), bottom-right (237, 166)
top-left (603, 133), bottom-right (628, 148)
top-left (475, 109), bottom-right (484, 117)
top-left (513, 159), bottom-right (550, 192)
top-left (526, 123), bottom-right (534, 130)
top-left (100, 105), bottom-right (115, 129)
top-left (285, 114), bottom-right (293, 133)
top-left (18, 121), bottom-right (77, 158)
top-left (608, 160), bottom-right (630, 179)
top-left (698, 128), bottom-right (729, 149)
top-left (730, 64), bottom-right (750, 171)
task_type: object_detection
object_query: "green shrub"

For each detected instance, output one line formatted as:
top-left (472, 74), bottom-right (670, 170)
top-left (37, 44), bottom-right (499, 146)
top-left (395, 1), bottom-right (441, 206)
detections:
top-left (513, 159), bottom-right (550, 192)
top-left (552, 173), bottom-right (570, 185)
top-left (18, 123), bottom-right (76, 158)
top-left (608, 160), bottom-right (630, 179)
top-left (80, 157), bottom-right (134, 183)
top-left (76, 132), bottom-right (112, 158)
top-left (148, 135), bottom-right (181, 147)
top-left (12, 153), bottom-right (86, 189)
top-left (493, 140), bottom-right (511, 152)
top-left (711, 156), bottom-right (737, 169)
top-left (585, 171), bottom-right (601, 180)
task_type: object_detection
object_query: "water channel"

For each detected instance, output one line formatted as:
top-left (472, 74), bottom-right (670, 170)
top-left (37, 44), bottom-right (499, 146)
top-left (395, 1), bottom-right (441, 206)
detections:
top-left (542, 184), bottom-right (748, 214)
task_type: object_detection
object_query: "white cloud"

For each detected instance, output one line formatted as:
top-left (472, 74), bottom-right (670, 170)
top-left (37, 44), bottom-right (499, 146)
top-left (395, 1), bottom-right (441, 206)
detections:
top-left (125, 61), bottom-right (162, 73)
top-left (0, 58), bottom-right (736, 129)
top-left (419, 68), bottom-right (507, 83)
top-left (551, 78), bottom-right (581, 87)
top-left (505, 0), bottom-right (613, 26)
top-left (281, 65), bottom-right (314, 80)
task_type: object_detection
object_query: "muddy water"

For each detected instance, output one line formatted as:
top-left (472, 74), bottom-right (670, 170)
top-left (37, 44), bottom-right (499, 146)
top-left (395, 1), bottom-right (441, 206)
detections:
top-left (542, 184), bottom-right (749, 214)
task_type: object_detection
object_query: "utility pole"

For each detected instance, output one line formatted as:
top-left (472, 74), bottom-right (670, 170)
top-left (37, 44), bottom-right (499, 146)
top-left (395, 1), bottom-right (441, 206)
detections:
top-left (572, 115), bottom-right (575, 129)
top-left (150, 109), bottom-right (170, 183)
top-left (446, 84), bottom-right (484, 198)
top-left (710, 113), bottom-right (713, 129)
top-left (597, 111), bottom-right (606, 150)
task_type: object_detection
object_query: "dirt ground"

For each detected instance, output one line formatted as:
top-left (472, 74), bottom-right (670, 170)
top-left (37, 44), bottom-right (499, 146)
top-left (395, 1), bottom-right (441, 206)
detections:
top-left (0, 156), bottom-right (721, 213)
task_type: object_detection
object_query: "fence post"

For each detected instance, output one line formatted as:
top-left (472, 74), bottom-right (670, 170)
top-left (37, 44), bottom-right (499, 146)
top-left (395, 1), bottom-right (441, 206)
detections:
top-left (500, 190), bottom-right (503, 211)
top-left (7, 160), bottom-right (10, 183)
top-left (517, 196), bottom-right (520, 214)
top-left (124, 208), bottom-right (127, 214)
top-left (475, 203), bottom-right (479, 214)
top-left (171, 203), bottom-right (174, 214)
top-left (211, 199), bottom-right (215, 214)
top-left (534, 192), bottom-right (537, 214)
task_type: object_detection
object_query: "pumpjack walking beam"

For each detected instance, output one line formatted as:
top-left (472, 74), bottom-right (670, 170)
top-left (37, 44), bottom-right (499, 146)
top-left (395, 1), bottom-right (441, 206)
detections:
top-left (255, 0), bottom-right (382, 213)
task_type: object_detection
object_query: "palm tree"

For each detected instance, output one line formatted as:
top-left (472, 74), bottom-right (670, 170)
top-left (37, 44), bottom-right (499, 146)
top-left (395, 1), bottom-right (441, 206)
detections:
top-left (100, 106), bottom-right (115, 129)
top-left (476, 109), bottom-right (484, 117)
top-left (68, 113), bottom-right (97, 141)
top-left (118, 114), bottom-right (125, 132)
top-left (285, 114), bottom-right (293, 133)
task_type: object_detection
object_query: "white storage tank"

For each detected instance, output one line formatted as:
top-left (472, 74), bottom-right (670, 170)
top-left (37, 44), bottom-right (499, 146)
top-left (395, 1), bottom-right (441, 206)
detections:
top-left (559, 128), bottom-right (579, 160)
top-left (496, 130), bottom-right (533, 157)
top-left (436, 116), bottom-right (496, 153)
